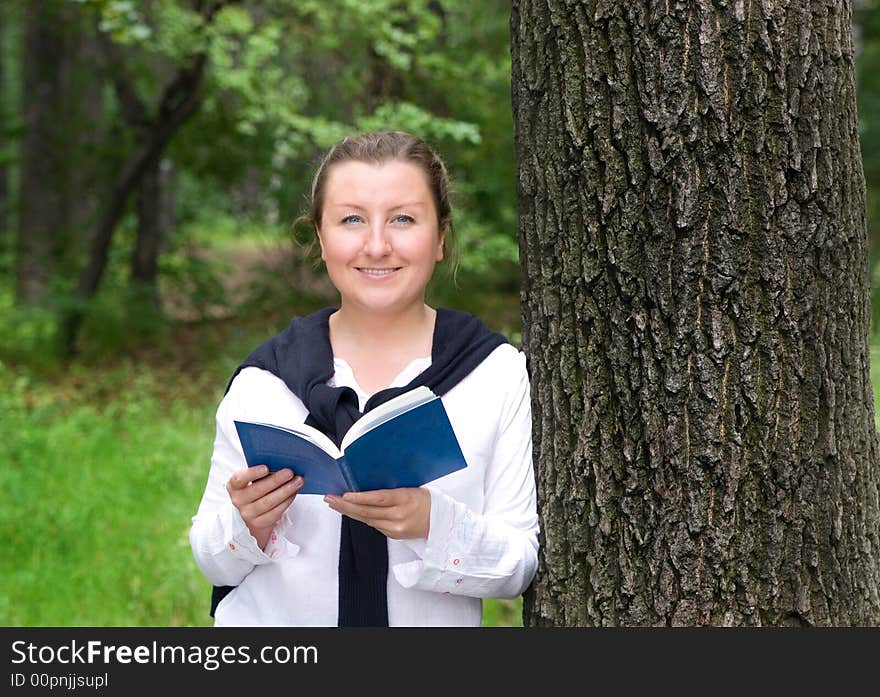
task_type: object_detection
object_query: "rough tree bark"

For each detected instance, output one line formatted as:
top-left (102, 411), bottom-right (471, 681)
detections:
top-left (511, 0), bottom-right (880, 625)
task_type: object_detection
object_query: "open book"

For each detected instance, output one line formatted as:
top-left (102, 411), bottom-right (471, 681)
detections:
top-left (233, 386), bottom-right (468, 495)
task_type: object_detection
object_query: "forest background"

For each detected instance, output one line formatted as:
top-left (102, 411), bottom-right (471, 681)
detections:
top-left (1, 0), bottom-right (878, 627)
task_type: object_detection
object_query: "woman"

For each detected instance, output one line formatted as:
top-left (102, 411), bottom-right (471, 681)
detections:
top-left (189, 130), bottom-right (538, 626)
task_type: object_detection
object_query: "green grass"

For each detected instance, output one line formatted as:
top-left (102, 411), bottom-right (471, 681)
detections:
top-left (482, 596), bottom-right (523, 627)
top-left (0, 361), bottom-right (219, 626)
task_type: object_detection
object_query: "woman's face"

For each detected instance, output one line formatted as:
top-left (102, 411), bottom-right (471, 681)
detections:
top-left (317, 160), bottom-right (444, 317)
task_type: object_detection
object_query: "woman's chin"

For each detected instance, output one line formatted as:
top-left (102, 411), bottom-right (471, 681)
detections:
top-left (341, 294), bottom-right (426, 317)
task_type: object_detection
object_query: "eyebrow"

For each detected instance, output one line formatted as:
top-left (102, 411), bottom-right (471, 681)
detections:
top-left (328, 201), bottom-right (429, 210)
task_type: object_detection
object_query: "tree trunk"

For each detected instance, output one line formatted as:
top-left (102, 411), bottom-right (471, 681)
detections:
top-left (14, 2), bottom-right (104, 298)
top-left (15, 0), bottom-right (70, 304)
top-left (158, 158), bottom-right (176, 252)
top-left (64, 29), bottom-right (108, 268)
top-left (511, 0), bottom-right (880, 626)
top-left (132, 155), bottom-right (162, 309)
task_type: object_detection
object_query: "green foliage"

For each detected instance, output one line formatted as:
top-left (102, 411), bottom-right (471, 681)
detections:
top-left (77, 283), bottom-right (171, 358)
top-left (857, 0), bottom-right (880, 182)
top-left (90, 1), bottom-right (155, 44)
top-left (873, 341), bottom-right (880, 429)
top-left (355, 101), bottom-right (481, 146)
top-left (183, 0), bottom-right (516, 282)
top-left (152, 1), bottom-right (206, 59)
top-left (856, 1), bottom-right (880, 333)
top-left (0, 288), bottom-right (60, 369)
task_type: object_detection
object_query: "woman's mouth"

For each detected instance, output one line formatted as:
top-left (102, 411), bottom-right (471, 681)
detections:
top-left (357, 267), bottom-right (401, 277)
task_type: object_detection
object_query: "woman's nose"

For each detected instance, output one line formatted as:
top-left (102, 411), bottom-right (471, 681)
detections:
top-left (362, 221), bottom-right (392, 257)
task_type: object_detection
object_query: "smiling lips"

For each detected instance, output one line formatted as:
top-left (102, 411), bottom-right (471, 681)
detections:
top-left (357, 267), bottom-right (401, 277)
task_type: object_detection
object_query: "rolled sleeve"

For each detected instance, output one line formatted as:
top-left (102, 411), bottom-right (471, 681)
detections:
top-left (392, 488), bottom-right (537, 598)
top-left (189, 378), bottom-right (300, 587)
top-left (220, 503), bottom-right (301, 564)
top-left (391, 349), bottom-right (539, 598)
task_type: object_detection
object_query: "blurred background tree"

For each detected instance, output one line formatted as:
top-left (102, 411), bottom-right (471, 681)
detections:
top-left (857, 0), bottom-right (880, 328)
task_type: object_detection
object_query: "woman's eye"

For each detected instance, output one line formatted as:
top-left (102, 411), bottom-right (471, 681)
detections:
top-left (393, 214), bottom-right (414, 224)
top-left (341, 214), bottom-right (363, 224)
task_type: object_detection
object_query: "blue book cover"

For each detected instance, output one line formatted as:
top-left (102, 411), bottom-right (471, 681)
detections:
top-left (233, 387), bottom-right (468, 495)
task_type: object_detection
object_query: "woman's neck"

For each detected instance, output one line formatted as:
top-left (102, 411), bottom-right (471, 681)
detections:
top-left (329, 303), bottom-right (436, 360)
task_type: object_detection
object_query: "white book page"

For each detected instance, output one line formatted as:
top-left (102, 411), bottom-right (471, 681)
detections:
top-left (340, 385), bottom-right (437, 452)
top-left (251, 420), bottom-right (342, 459)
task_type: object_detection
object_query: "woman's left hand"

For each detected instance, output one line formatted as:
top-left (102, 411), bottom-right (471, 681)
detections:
top-left (324, 487), bottom-right (431, 539)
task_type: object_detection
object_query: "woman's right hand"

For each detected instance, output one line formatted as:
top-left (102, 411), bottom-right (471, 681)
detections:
top-left (226, 466), bottom-right (304, 550)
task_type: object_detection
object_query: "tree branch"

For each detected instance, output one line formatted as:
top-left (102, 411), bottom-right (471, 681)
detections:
top-left (155, 0), bottom-right (231, 121)
top-left (96, 30), bottom-right (149, 129)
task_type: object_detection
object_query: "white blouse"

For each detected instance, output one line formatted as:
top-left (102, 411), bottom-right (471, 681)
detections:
top-left (189, 343), bottom-right (539, 626)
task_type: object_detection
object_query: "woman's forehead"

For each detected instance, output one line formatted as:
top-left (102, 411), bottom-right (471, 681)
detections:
top-left (323, 160), bottom-right (434, 207)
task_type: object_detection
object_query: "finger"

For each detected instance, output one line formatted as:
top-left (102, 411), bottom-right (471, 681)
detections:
top-left (227, 465), bottom-right (270, 491)
top-left (249, 492), bottom-right (299, 530)
top-left (327, 503), bottom-right (386, 528)
top-left (325, 496), bottom-right (402, 523)
top-left (243, 476), bottom-right (304, 519)
top-left (244, 468), bottom-right (297, 501)
top-left (325, 496), bottom-right (371, 519)
top-left (339, 489), bottom-right (400, 507)
top-left (328, 506), bottom-right (400, 538)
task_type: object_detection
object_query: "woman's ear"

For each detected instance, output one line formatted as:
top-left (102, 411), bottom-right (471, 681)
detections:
top-left (436, 229), bottom-right (445, 262)
top-left (316, 229), bottom-right (326, 261)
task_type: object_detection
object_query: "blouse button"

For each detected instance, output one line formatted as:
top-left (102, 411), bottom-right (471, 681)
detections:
top-left (452, 557), bottom-right (460, 566)
top-left (228, 543), bottom-right (236, 551)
